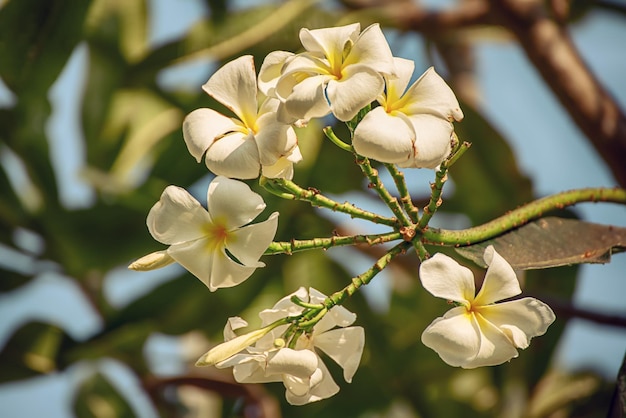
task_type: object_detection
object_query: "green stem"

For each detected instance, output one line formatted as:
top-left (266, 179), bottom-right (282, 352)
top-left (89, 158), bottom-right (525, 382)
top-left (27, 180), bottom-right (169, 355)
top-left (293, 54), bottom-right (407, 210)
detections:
top-left (263, 177), bottom-right (399, 227)
top-left (265, 231), bottom-right (403, 255)
top-left (324, 126), bottom-right (352, 152)
top-left (384, 163), bottom-right (420, 223)
top-left (422, 187), bottom-right (626, 246)
top-left (323, 241), bottom-right (412, 309)
top-left (354, 154), bottom-right (413, 226)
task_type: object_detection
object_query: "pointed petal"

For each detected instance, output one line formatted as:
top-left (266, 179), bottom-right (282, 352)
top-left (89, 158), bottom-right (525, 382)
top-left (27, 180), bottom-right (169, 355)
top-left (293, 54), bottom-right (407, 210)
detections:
top-left (255, 113), bottom-right (298, 166)
top-left (479, 298), bottom-right (555, 349)
top-left (474, 246), bottom-right (521, 305)
top-left (182, 108), bottom-right (242, 162)
top-left (400, 113), bottom-right (453, 169)
top-left (326, 66), bottom-right (384, 121)
top-left (261, 151), bottom-right (300, 180)
top-left (464, 314), bottom-right (520, 368)
top-left (421, 306), bottom-right (481, 367)
top-left (401, 67), bottom-right (463, 121)
top-left (196, 325), bottom-right (272, 366)
top-left (352, 107), bottom-right (414, 164)
top-left (167, 238), bottom-right (214, 288)
top-left (207, 176), bottom-right (266, 229)
top-left (209, 247), bottom-right (260, 290)
top-left (203, 55), bottom-right (258, 129)
top-left (285, 359), bottom-right (339, 405)
top-left (383, 57), bottom-right (415, 103)
top-left (204, 132), bottom-right (261, 179)
top-left (314, 327), bottom-right (364, 382)
top-left (266, 348), bottom-right (319, 378)
top-left (258, 50), bottom-right (294, 96)
top-left (147, 186), bottom-right (211, 245)
top-left (344, 23), bottom-right (395, 75)
top-left (282, 74), bottom-right (332, 121)
top-left (227, 212), bottom-right (279, 265)
top-left (419, 252), bottom-right (475, 304)
top-left (299, 23), bottom-right (360, 68)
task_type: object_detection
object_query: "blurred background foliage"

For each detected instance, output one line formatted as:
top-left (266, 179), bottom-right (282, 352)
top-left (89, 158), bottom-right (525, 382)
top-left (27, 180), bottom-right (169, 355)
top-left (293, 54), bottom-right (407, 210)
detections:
top-left (0, 0), bottom-right (624, 417)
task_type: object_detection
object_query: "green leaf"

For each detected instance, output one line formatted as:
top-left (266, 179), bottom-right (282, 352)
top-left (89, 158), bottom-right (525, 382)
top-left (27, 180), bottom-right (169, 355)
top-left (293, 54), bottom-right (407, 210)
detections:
top-left (72, 372), bottom-right (137, 418)
top-left (0, 321), bottom-right (70, 383)
top-left (455, 217), bottom-right (626, 269)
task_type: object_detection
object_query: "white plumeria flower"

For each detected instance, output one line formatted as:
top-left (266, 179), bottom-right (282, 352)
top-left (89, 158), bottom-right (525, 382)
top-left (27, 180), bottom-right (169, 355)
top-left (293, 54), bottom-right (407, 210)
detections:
top-left (183, 55), bottom-right (302, 180)
top-left (131, 176), bottom-right (278, 291)
top-left (259, 23), bottom-right (395, 123)
top-left (419, 246), bottom-right (555, 368)
top-left (353, 58), bottom-right (464, 169)
top-left (205, 287), bottom-right (365, 405)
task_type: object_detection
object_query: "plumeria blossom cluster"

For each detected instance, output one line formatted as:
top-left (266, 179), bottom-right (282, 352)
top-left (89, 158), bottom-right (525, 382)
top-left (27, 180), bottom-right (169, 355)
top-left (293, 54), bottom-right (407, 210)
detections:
top-left (130, 22), bottom-right (557, 406)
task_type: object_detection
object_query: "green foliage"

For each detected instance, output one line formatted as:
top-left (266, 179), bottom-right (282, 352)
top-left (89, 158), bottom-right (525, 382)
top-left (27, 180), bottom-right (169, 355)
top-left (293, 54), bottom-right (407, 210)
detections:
top-left (0, 0), bottom-right (622, 416)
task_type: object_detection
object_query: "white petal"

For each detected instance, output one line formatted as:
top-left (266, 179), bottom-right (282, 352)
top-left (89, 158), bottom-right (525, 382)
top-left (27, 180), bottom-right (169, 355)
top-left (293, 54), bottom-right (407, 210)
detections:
top-left (326, 65), bottom-right (384, 121)
top-left (421, 306), bottom-right (481, 367)
top-left (209, 247), bottom-right (261, 290)
top-left (266, 348), bottom-right (318, 378)
top-left (196, 326), bottom-right (272, 366)
top-left (203, 55), bottom-right (259, 129)
top-left (401, 67), bottom-right (463, 121)
top-left (255, 114), bottom-right (298, 166)
top-left (207, 176), bottom-right (266, 229)
top-left (352, 107), bottom-right (414, 164)
top-left (282, 74), bottom-right (332, 121)
top-left (182, 108), bottom-right (242, 163)
top-left (418, 253), bottom-right (475, 305)
top-left (400, 113), bottom-right (453, 169)
top-left (383, 57), bottom-right (415, 103)
top-left (147, 186), bottom-right (211, 245)
top-left (226, 212), bottom-right (279, 265)
top-left (258, 50), bottom-right (294, 96)
top-left (128, 250), bottom-right (174, 271)
top-left (167, 238), bottom-right (215, 288)
top-left (261, 152), bottom-right (300, 180)
top-left (204, 132), bottom-right (261, 179)
top-left (225, 354), bottom-right (281, 384)
top-left (344, 23), bottom-right (395, 75)
top-left (463, 313), bottom-right (520, 368)
top-left (474, 246), bottom-right (522, 305)
top-left (299, 23), bottom-right (360, 66)
top-left (479, 298), bottom-right (555, 349)
top-left (285, 359), bottom-right (339, 405)
top-left (314, 327), bottom-right (364, 382)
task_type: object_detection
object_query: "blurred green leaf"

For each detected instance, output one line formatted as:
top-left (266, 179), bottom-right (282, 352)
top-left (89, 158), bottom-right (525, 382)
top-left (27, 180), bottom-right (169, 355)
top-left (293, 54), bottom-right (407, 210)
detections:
top-left (72, 371), bottom-right (137, 418)
top-left (455, 217), bottom-right (626, 269)
top-left (0, 321), bottom-right (71, 383)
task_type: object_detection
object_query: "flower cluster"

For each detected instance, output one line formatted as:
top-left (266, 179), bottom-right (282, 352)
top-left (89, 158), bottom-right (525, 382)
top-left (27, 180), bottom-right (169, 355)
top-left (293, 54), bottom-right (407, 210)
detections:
top-left (196, 287), bottom-right (365, 405)
top-left (128, 21), bottom-right (556, 407)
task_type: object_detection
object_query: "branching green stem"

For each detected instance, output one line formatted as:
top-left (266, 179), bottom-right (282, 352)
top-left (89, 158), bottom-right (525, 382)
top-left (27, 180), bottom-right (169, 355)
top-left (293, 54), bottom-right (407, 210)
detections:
top-left (384, 163), bottom-right (420, 223)
top-left (422, 187), bottom-right (626, 246)
top-left (354, 154), bottom-right (413, 226)
top-left (262, 177), bottom-right (399, 227)
top-left (265, 231), bottom-right (403, 255)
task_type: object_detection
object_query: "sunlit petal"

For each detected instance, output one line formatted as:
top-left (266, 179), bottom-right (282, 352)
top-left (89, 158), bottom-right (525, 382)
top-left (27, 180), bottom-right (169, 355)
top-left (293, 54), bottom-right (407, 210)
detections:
top-left (352, 107), bottom-right (414, 164)
top-left (464, 314), bottom-right (520, 368)
top-left (147, 186), bottom-right (211, 245)
top-left (343, 23), bottom-right (395, 75)
top-left (203, 55), bottom-right (258, 129)
top-left (207, 176), bottom-right (266, 229)
top-left (266, 348), bottom-right (318, 378)
top-left (283, 74), bottom-right (332, 121)
top-left (204, 132), bottom-right (261, 179)
top-left (314, 327), bottom-right (364, 382)
top-left (167, 237), bottom-right (215, 288)
top-left (421, 306), bottom-right (481, 367)
top-left (299, 23), bottom-right (360, 68)
top-left (474, 246), bottom-right (522, 305)
top-left (400, 113), bottom-right (453, 169)
top-left (227, 212), bottom-right (279, 265)
top-left (400, 67), bottom-right (464, 121)
top-left (419, 253), bottom-right (475, 305)
top-left (209, 248), bottom-right (260, 291)
top-left (182, 108), bottom-right (242, 163)
top-left (128, 250), bottom-right (174, 271)
top-left (255, 113), bottom-right (298, 166)
top-left (479, 298), bottom-right (555, 349)
top-left (285, 360), bottom-right (339, 405)
top-left (258, 50), bottom-right (294, 96)
top-left (326, 65), bottom-right (384, 121)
